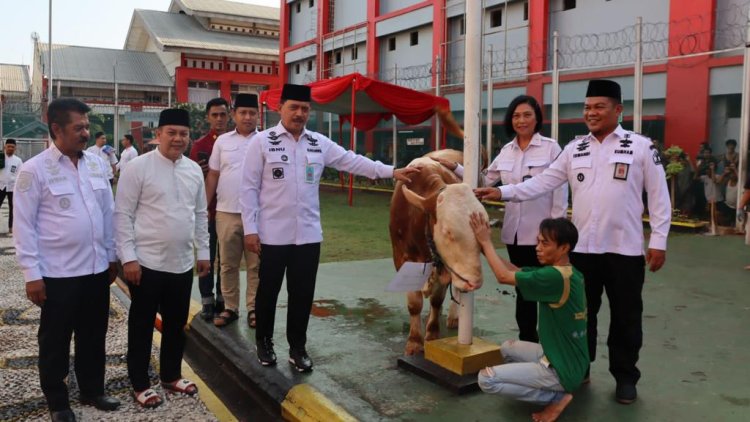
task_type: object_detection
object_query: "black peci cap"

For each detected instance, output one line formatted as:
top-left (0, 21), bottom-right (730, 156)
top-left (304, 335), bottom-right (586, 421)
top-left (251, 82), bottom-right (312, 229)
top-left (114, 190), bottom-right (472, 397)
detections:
top-left (233, 93), bottom-right (259, 108)
top-left (281, 83), bottom-right (311, 102)
top-left (586, 79), bottom-right (621, 102)
top-left (158, 108), bottom-right (190, 128)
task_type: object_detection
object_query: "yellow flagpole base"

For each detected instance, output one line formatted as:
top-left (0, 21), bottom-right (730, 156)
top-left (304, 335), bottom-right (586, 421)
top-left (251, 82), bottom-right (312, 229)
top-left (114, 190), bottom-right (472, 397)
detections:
top-left (424, 336), bottom-right (502, 376)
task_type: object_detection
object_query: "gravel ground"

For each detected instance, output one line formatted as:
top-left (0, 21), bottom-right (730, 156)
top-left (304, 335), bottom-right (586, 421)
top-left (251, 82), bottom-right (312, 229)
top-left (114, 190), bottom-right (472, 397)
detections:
top-left (0, 205), bottom-right (218, 421)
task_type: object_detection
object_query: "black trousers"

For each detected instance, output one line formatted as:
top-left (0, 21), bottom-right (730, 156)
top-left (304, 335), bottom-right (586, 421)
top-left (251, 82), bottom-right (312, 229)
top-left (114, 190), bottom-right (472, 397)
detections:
top-left (506, 242), bottom-right (540, 343)
top-left (570, 252), bottom-right (645, 385)
top-left (255, 243), bottom-right (320, 351)
top-left (38, 271), bottom-right (110, 411)
top-left (198, 218), bottom-right (222, 302)
top-left (0, 188), bottom-right (13, 229)
top-left (127, 266), bottom-right (193, 392)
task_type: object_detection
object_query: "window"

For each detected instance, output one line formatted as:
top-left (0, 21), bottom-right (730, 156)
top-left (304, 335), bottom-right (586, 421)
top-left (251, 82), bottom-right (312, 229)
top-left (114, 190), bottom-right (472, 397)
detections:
top-left (351, 46), bottom-right (358, 61)
top-left (201, 61), bottom-right (205, 68)
top-left (295, 63), bottom-right (300, 74)
top-left (490, 9), bottom-right (502, 28)
top-left (309, 0), bottom-right (314, 7)
top-left (296, 2), bottom-right (301, 13)
top-left (307, 60), bottom-right (313, 71)
top-left (563, 0), bottom-right (576, 11)
top-left (388, 37), bottom-right (396, 51)
top-left (210, 62), bottom-right (214, 70)
top-left (523, 1), bottom-right (529, 21)
top-left (459, 17), bottom-right (465, 35)
top-left (335, 51), bottom-right (342, 64)
top-left (410, 31), bottom-right (418, 46)
top-left (251, 65), bottom-right (255, 72)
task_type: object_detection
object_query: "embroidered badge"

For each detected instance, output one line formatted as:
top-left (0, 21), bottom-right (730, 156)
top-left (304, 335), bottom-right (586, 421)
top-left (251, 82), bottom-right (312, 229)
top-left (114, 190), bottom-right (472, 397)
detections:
top-left (614, 162), bottom-right (630, 180)
top-left (577, 173), bottom-right (585, 182)
top-left (576, 141), bottom-right (590, 152)
top-left (16, 172), bottom-right (32, 192)
top-left (281, 155), bottom-right (288, 162)
top-left (59, 197), bottom-right (71, 210)
top-left (268, 131), bottom-right (282, 145)
top-left (272, 168), bottom-right (284, 179)
top-left (650, 145), bottom-right (662, 165)
top-left (307, 135), bottom-right (319, 146)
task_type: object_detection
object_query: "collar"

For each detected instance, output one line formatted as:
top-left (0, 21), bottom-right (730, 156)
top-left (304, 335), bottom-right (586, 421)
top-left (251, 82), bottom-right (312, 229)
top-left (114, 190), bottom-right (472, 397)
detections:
top-left (231, 129), bottom-right (257, 139)
top-left (272, 122), bottom-right (308, 140)
top-left (154, 147), bottom-right (183, 164)
top-left (511, 133), bottom-right (542, 150)
top-left (585, 125), bottom-right (626, 143)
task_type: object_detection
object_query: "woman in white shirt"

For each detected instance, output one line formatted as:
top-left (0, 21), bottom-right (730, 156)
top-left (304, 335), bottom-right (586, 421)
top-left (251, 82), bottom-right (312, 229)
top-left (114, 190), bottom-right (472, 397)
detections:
top-left (439, 95), bottom-right (568, 342)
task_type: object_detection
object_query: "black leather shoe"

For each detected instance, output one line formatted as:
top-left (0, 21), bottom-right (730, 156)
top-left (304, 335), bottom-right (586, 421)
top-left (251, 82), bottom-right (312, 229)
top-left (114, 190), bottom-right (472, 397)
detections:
top-left (200, 303), bottom-right (214, 321)
top-left (256, 337), bottom-right (277, 366)
top-left (215, 301), bottom-right (225, 315)
top-left (50, 409), bottom-right (76, 422)
top-left (80, 395), bottom-right (120, 411)
top-left (615, 382), bottom-right (637, 404)
top-left (289, 348), bottom-right (313, 373)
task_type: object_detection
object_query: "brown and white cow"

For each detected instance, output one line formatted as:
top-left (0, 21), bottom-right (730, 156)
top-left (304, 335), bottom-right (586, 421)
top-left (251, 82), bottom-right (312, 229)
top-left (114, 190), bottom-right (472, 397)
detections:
top-left (389, 149), bottom-right (488, 355)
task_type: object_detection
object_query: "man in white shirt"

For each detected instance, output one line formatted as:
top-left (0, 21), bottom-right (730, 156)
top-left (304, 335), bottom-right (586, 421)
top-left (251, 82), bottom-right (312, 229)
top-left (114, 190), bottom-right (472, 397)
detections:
top-left (86, 132), bottom-right (118, 184)
top-left (0, 138), bottom-right (23, 234)
top-left (116, 134), bottom-right (138, 175)
top-left (206, 94), bottom-right (260, 329)
top-left (240, 84), bottom-right (419, 372)
top-left (115, 108), bottom-right (210, 408)
top-left (476, 80), bottom-right (671, 405)
top-left (14, 98), bottom-right (120, 422)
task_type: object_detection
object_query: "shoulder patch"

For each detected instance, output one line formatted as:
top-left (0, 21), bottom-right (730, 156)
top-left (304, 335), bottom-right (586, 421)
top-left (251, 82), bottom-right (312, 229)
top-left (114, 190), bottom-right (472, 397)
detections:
top-left (16, 172), bottom-right (33, 192)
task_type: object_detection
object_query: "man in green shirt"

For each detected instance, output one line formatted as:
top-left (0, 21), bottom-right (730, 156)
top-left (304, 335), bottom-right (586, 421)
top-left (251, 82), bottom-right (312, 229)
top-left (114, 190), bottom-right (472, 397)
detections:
top-left (470, 215), bottom-right (588, 422)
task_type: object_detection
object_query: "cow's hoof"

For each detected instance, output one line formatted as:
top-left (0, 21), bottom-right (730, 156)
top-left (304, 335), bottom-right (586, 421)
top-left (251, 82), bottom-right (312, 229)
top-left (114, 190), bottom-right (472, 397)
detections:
top-left (446, 316), bottom-right (459, 329)
top-left (405, 340), bottom-right (424, 355)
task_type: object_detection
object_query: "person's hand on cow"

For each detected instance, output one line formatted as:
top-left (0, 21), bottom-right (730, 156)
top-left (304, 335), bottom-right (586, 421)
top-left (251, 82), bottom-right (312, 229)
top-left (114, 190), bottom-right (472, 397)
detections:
top-left (470, 212), bottom-right (493, 252)
top-left (474, 187), bottom-right (501, 201)
top-left (393, 167), bottom-right (420, 183)
top-left (430, 157), bottom-right (458, 171)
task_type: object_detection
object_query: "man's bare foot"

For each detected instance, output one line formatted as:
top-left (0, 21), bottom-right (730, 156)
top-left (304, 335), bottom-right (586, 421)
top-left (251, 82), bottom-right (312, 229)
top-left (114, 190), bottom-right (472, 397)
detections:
top-left (532, 393), bottom-right (573, 422)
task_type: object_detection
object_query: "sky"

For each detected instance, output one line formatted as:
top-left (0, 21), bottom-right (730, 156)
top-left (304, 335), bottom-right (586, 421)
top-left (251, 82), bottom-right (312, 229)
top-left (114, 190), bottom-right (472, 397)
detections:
top-left (0, 0), bottom-right (280, 66)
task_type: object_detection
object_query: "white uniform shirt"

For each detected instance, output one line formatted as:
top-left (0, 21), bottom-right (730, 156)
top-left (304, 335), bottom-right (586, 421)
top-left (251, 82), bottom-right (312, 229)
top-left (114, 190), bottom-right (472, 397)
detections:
top-left (457, 133), bottom-right (568, 245)
top-left (209, 129), bottom-right (256, 213)
top-left (115, 149), bottom-right (210, 274)
top-left (240, 123), bottom-right (394, 245)
top-left (117, 146), bottom-right (138, 173)
top-left (499, 125), bottom-right (671, 255)
top-left (2, 154), bottom-right (23, 191)
top-left (13, 144), bottom-right (116, 282)
top-left (86, 144), bottom-right (118, 179)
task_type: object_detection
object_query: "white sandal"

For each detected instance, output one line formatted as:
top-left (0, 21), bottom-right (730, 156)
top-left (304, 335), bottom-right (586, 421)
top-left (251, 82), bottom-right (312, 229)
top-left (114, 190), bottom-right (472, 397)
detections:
top-left (161, 378), bottom-right (198, 396)
top-left (134, 388), bottom-right (163, 408)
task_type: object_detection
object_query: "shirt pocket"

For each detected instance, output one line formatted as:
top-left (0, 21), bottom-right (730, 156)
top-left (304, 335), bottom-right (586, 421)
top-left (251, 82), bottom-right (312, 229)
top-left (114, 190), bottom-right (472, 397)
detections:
top-left (47, 181), bottom-right (76, 214)
top-left (525, 158), bottom-right (550, 177)
top-left (306, 153), bottom-right (325, 183)
top-left (89, 176), bottom-right (108, 191)
top-left (570, 156), bottom-right (593, 186)
top-left (496, 160), bottom-right (514, 185)
top-left (220, 144), bottom-right (241, 169)
top-left (266, 152), bottom-right (291, 182)
top-left (609, 154), bottom-right (635, 182)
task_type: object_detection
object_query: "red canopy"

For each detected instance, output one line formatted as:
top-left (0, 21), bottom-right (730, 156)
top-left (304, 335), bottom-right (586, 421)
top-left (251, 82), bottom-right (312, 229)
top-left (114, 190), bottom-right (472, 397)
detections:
top-left (259, 73), bottom-right (450, 131)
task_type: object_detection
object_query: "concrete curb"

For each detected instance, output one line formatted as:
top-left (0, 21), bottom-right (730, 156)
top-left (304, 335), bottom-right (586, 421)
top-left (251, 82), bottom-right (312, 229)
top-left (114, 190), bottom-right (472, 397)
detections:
top-left (185, 311), bottom-right (358, 422)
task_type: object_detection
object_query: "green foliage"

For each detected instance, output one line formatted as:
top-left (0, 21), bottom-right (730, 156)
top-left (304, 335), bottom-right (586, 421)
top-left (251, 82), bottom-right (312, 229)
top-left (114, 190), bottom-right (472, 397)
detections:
top-left (174, 103), bottom-right (209, 140)
top-left (666, 162), bottom-right (684, 177)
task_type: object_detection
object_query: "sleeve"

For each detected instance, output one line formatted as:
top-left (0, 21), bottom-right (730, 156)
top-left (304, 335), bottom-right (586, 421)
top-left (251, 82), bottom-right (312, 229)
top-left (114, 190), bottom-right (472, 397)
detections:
top-left (193, 169), bottom-right (210, 260)
top-left (515, 266), bottom-right (565, 303)
top-left (12, 166), bottom-right (43, 282)
top-left (208, 140), bottom-right (221, 171)
top-left (549, 142), bottom-right (569, 218)
top-left (454, 159), bottom-right (499, 187)
top-left (109, 151), bottom-right (118, 165)
top-left (323, 138), bottom-right (394, 179)
top-left (114, 161), bottom-right (142, 264)
top-left (188, 141), bottom-right (200, 162)
top-left (98, 158), bottom-right (117, 262)
top-left (643, 144), bottom-right (672, 250)
top-left (483, 152), bottom-right (504, 187)
top-left (240, 138), bottom-right (264, 235)
top-left (500, 144), bottom-right (570, 202)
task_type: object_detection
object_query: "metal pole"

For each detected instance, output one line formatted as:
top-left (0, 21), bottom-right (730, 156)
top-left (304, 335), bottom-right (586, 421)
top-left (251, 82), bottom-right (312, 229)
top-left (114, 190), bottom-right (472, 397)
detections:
top-left (168, 87), bottom-right (172, 107)
top-left (114, 62), bottom-right (119, 155)
top-left (551, 31), bottom-right (560, 141)
top-left (0, 66), bottom-right (4, 142)
top-left (435, 55), bottom-right (441, 152)
top-left (634, 17), bottom-right (643, 133)
top-left (736, 9), bottom-right (750, 229)
top-left (47, 0), bottom-right (52, 102)
top-left (328, 112), bottom-right (333, 139)
top-left (486, 45), bottom-right (494, 162)
top-left (459, 0), bottom-right (482, 346)
top-left (392, 64), bottom-right (398, 167)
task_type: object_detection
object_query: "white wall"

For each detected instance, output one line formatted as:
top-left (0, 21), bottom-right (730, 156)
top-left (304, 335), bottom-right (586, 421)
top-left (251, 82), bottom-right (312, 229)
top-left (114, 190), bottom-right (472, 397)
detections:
top-left (379, 25), bottom-right (433, 89)
top-left (145, 38), bottom-right (180, 77)
top-left (380, 0), bottom-right (424, 15)
top-left (289, 0), bottom-right (318, 46)
top-left (333, 0), bottom-right (367, 31)
top-left (288, 58), bottom-right (318, 84)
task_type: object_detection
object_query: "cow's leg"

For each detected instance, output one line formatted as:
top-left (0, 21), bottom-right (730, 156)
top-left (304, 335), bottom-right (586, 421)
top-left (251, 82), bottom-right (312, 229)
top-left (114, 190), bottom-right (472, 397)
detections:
top-left (446, 286), bottom-right (459, 328)
top-left (425, 284), bottom-right (447, 342)
top-left (405, 291), bottom-right (424, 355)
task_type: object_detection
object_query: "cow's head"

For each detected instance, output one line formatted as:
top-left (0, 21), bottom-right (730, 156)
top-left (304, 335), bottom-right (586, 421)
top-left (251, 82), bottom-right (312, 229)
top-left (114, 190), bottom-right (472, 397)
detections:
top-left (402, 183), bottom-right (486, 291)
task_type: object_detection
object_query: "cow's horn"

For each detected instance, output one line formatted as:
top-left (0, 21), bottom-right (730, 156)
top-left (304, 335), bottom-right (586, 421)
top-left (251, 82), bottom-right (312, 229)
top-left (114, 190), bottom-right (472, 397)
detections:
top-left (402, 185), bottom-right (438, 213)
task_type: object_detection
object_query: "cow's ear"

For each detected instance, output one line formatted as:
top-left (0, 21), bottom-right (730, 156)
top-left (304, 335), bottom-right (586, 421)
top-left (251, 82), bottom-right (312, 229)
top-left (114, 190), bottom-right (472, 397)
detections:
top-left (402, 186), bottom-right (427, 211)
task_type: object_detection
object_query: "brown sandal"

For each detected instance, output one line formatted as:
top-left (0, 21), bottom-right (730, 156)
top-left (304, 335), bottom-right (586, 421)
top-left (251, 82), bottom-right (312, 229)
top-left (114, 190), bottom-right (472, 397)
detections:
top-left (213, 309), bottom-right (238, 327)
top-left (247, 310), bottom-right (256, 328)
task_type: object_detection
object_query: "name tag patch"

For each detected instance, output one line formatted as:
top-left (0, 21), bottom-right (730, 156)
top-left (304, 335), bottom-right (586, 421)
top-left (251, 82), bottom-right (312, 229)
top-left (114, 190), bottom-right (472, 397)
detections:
top-left (305, 164), bottom-right (315, 183)
top-left (614, 162), bottom-right (630, 180)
